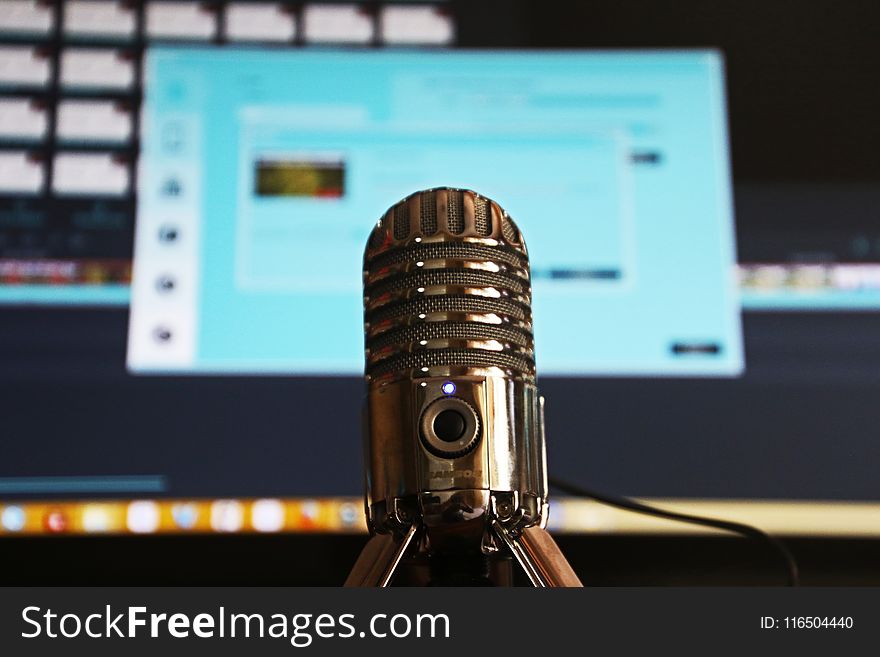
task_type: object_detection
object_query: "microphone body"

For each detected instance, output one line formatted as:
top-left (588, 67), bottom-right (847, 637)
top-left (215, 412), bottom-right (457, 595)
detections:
top-left (349, 187), bottom-right (580, 587)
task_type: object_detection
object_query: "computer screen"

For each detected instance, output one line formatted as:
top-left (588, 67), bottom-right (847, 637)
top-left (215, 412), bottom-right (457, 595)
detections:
top-left (128, 48), bottom-right (741, 377)
top-left (2, 0), bottom-right (879, 540)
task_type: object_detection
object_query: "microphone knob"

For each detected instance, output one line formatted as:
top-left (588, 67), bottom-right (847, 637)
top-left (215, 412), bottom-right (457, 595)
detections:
top-left (433, 409), bottom-right (466, 443)
top-left (419, 396), bottom-right (480, 458)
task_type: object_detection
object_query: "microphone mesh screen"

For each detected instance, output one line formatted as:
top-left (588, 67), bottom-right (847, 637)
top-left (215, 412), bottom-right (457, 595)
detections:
top-left (364, 188), bottom-right (535, 381)
top-left (420, 190), bottom-right (438, 235)
top-left (369, 321), bottom-right (533, 352)
top-left (369, 349), bottom-right (535, 379)
top-left (474, 197), bottom-right (491, 236)
top-left (393, 203), bottom-right (410, 240)
top-left (501, 215), bottom-right (517, 243)
top-left (446, 190), bottom-right (464, 234)
top-left (368, 242), bottom-right (527, 272)
top-left (366, 268), bottom-right (527, 298)
top-left (367, 293), bottom-right (529, 325)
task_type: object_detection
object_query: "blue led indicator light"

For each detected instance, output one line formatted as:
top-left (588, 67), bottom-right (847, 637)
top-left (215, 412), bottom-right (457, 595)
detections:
top-left (441, 382), bottom-right (456, 395)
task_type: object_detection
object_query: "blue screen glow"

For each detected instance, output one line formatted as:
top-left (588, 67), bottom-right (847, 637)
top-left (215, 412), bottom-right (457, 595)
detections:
top-left (128, 48), bottom-right (742, 376)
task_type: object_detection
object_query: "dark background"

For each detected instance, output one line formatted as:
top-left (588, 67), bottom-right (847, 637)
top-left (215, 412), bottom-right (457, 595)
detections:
top-left (2, 0), bottom-right (880, 584)
top-left (467, 0), bottom-right (880, 184)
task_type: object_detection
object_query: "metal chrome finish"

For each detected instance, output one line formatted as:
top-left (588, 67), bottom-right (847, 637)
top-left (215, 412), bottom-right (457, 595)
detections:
top-left (518, 525), bottom-right (584, 587)
top-left (493, 521), bottom-right (583, 587)
top-left (344, 524), bottom-right (419, 587)
top-left (419, 396), bottom-right (481, 458)
top-left (347, 188), bottom-right (581, 587)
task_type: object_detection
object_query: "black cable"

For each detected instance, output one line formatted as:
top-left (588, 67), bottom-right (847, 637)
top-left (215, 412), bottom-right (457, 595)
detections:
top-left (549, 476), bottom-right (799, 586)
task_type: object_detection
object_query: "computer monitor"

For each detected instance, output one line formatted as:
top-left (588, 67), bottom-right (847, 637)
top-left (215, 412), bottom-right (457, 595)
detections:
top-left (2, 0), bottom-right (879, 540)
top-left (127, 48), bottom-right (741, 377)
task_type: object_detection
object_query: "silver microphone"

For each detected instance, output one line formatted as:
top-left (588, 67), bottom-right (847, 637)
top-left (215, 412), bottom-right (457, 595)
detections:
top-left (346, 187), bottom-right (581, 587)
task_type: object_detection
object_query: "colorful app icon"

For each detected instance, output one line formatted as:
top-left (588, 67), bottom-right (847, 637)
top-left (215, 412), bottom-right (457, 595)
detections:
top-left (1, 506), bottom-right (26, 532)
top-left (171, 503), bottom-right (198, 530)
top-left (210, 500), bottom-right (244, 533)
top-left (82, 505), bottom-right (112, 533)
top-left (251, 499), bottom-right (285, 533)
top-left (298, 499), bottom-right (320, 529)
top-left (338, 502), bottom-right (361, 528)
top-left (44, 508), bottom-right (68, 533)
top-left (127, 501), bottom-right (160, 534)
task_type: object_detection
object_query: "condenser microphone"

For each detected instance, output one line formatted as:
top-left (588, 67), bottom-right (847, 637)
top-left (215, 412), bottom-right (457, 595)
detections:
top-left (345, 187), bottom-right (581, 587)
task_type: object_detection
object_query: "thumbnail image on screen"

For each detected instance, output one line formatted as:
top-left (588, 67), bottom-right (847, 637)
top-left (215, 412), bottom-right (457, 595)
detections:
top-left (254, 156), bottom-right (346, 198)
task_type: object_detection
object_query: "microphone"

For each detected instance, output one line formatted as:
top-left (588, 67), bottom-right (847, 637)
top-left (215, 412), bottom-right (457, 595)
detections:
top-left (345, 187), bottom-right (581, 587)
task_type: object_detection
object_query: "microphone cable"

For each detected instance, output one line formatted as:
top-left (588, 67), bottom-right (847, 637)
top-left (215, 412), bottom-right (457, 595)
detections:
top-left (548, 476), bottom-right (800, 586)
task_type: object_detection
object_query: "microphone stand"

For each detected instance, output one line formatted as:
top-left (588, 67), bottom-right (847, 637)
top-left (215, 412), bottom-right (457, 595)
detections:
top-left (345, 499), bottom-right (581, 587)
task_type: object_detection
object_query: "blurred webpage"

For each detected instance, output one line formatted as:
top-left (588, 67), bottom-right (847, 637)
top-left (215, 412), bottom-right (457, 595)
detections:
top-left (129, 49), bottom-right (741, 376)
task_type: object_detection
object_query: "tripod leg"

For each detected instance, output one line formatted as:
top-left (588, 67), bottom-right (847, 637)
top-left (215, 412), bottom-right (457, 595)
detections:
top-left (518, 526), bottom-right (583, 587)
top-left (493, 522), bottom-right (583, 587)
top-left (344, 524), bottom-right (418, 587)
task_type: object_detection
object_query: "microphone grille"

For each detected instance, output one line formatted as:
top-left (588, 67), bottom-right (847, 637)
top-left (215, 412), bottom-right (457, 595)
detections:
top-left (420, 190), bottom-right (438, 235)
top-left (363, 188), bottom-right (535, 383)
